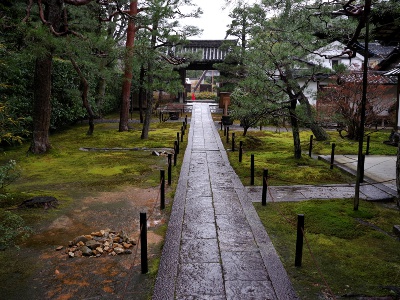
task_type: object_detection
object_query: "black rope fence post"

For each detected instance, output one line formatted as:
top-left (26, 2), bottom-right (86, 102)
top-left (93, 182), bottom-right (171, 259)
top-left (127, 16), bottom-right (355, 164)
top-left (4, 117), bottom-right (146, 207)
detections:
top-left (168, 154), bottom-right (172, 186)
top-left (160, 170), bottom-right (165, 209)
top-left (185, 115), bottom-right (187, 125)
top-left (309, 135), bottom-right (313, 157)
top-left (226, 127), bottom-right (229, 144)
top-left (220, 121), bottom-right (223, 131)
top-left (140, 212), bottom-right (148, 274)
top-left (224, 125), bottom-right (226, 136)
top-left (360, 154), bottom-right (365, 183)
top-left (295, 214), bottom-right (304, 267)
top-left (239, 141), bottom-right (243, 163)
top-left (175, 138), bottom-right (179, 155)
top-left (366, 135), bottom-right (370, 155)
top-left (181, 127), bottom-right (184, 142)
top-left (232, 132), bottom-right (235, 151)
top-left (183, 121), bottom-right (186, 131)
top-left (262, 169), bottom-right (268, 206)
top-left (174, 141), bottom-right (178, 166)
top-left (250, 154), bottom-right (255, 186)
top-left (330, 143), bottom-right (336, 170)
top-left (177, 132), bottom-right (180, 150)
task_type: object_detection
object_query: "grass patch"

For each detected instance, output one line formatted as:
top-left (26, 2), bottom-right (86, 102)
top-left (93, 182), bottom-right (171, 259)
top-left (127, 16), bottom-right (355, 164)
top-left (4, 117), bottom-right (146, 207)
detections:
top-left (0, 118), bottom-right (187, 227)
top-left (221, 128), bottom-right (396, 186)
top-left (1, 121), bottom-right (186, 194)
top-left (255, 200), bottom-right (400, 299)
top-left (216, 119), bottom-right (400, 298)
top-left (0, 116), bottom-right (188, 299)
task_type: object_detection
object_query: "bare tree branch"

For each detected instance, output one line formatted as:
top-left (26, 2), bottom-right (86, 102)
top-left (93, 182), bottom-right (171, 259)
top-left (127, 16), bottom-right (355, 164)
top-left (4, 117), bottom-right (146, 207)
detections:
top-left (22, 0), bottom-right (34, 22)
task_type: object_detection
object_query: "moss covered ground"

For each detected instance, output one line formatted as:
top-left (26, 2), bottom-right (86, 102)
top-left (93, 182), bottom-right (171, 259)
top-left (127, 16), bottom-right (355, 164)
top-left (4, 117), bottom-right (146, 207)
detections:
top-left (220, 124), bottom-right (400, 299)
top-left (0, 115), bottom-right (188, 299)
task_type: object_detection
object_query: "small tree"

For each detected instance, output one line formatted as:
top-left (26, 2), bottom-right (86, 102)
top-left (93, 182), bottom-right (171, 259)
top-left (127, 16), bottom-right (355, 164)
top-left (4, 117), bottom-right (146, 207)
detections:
top-left (230, 82), bottom-right (283, 136)
top-left (319, 72), bottom-right (395, 140)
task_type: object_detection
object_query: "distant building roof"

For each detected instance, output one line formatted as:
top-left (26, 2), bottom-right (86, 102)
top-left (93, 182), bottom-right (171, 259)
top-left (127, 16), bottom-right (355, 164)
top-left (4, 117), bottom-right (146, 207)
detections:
top-left (383, 65), bottom-right (400, 76)
top-left (336, 72), bottom-right (396, 84)
top-left (184, 40), bottom-right (237, 49)
top-left (368, 43), bottom-right (397, 58)
top-left (377, 48), bottom-right (400, 70)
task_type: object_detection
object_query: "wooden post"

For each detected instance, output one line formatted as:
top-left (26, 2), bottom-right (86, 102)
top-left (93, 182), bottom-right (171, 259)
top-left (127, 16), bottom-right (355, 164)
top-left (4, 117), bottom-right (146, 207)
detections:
top-left (181, 127), bottom-right (184, 142)
top-left (168, 154), bottom-right (172, 185)
top-left (309, 135), bottom-right (313, 157)
top-left (295, 214), bottom-right (304, 267)
top-left (262, 169), bottom-right (268, 206)
top-left (239, 141), bottom-right (243, 162)
top-left (140, 212), bottom-right (148, 273)
top-left (250, 154), bottom-right (255, 186)
top-left (330, 143), bottom-right (336, 170)
top-left (160, 170), bottom-right (165, 209)
top-left (231, 132), bottom-right (235, 151)
top-left (173, 142), bottom-right (177, 167)
top-left (360, 154), bottom-right (365, 183)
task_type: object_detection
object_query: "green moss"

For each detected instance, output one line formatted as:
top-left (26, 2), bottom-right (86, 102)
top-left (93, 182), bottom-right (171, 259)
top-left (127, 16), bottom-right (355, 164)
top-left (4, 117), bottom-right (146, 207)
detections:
top-left (222, 128), bottom-right (396, 186)
top-left (255, 200), bottom-right (400, 298)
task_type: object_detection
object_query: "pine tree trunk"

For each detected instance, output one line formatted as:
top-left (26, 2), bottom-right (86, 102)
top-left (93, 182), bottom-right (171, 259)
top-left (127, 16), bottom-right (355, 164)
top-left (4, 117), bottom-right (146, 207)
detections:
top-left (70, 57), bottom-right (95, 135)
top-left (29, 55), bottom-right (53, 154)
top-left (141, 89), bottom-right (153, 139)
top-left (138, 66), bottom-right (145, 123)
top-left (286, 68), bottom-right (329, 141)
top-left (119, 1), bottom-right (137, 132)
top-left (141, 55), bottom-right (155, 140)
top-left (95, 76), bottom-right (106, 118)
top-left (290, 102), bottom-right (301, 159)
top-left (29, 0), bottom-right (64, 153)
top-left (141, 21), bottom-right (158, 140)
top-left (298, 96), bottom-right (329, 141)
top-left (308, 122), bottom-right (330, 141)
top-left (396, 143), bottom-right (400, 206)
top-left (243, 126), bottom-right (249, 136)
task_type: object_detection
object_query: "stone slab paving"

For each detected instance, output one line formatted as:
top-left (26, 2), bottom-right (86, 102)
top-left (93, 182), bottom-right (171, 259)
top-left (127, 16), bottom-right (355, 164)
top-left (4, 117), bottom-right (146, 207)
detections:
top-left (247, 183), bottom-right (396, 203)
top-left (153, 103), bottom-right (297, 300)
top-left (248, 155), bottom-right (397, 203)
top-left (319, 154), bottom-right (397, 193)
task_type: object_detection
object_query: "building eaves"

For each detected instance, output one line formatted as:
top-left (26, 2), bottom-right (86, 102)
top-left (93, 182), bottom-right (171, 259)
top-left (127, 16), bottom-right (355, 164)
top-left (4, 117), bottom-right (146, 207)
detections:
top-left (184, 39), bottom-right (237, 49)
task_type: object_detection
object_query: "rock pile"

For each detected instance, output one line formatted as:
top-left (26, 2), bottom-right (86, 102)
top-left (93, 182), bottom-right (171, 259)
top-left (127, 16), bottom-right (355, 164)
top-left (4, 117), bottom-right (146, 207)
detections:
top-left (59, 230), bottom-right (136, 258)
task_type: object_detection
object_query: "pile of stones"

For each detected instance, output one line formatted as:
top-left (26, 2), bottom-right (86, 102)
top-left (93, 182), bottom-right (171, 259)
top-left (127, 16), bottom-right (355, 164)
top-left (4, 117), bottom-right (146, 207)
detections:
top-left (59, 230), bottom-right (136, 258)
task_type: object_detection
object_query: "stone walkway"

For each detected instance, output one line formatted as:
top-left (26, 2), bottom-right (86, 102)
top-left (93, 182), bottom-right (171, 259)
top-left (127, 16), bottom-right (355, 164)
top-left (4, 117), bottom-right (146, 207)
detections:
top-left (246, 155), bottom-right (396, 204)
top-left (153, 103), bottom-right (297, 300)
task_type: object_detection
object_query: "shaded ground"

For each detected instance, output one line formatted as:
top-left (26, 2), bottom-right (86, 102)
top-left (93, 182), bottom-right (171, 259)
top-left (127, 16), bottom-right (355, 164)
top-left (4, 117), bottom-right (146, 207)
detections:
top-left (0, 186), bottom-right (167, 300)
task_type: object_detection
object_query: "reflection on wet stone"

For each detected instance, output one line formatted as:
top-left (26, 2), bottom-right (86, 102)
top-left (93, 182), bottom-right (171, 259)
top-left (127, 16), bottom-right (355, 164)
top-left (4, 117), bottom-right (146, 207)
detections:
top-left (179, 239), bottom-right (220, 263)
top-left (176, 263), bottom-right (224, 298)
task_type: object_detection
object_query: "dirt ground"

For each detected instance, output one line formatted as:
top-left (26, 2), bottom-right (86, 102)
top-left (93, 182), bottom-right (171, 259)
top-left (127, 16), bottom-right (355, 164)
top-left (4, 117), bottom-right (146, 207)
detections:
top-left (0, 186), bottom-right (167, 300)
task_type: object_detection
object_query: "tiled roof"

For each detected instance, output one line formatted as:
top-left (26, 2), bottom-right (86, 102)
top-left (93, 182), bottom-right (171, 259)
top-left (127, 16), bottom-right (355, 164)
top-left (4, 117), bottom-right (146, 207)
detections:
top-left (383, 66), bottom-right (400, 76)
top-left (335, 72), bottom-right (396, 84)
top-left (368, 43), bottom-right (397, 58)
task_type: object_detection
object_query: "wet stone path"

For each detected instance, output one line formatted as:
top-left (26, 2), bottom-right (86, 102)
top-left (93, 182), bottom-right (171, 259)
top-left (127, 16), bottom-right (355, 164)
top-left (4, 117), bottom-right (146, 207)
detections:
top-left (153, 103), bottom-right (296, 300)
